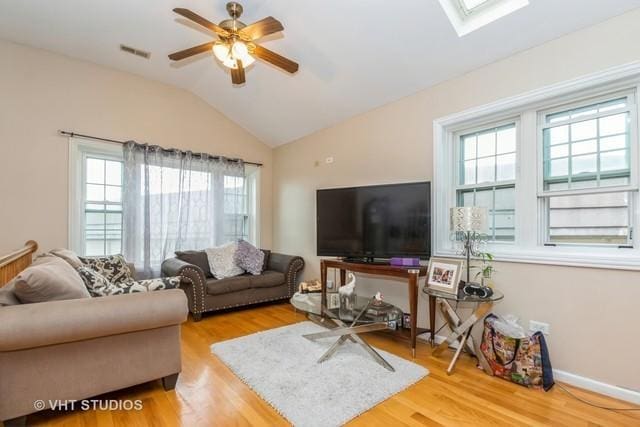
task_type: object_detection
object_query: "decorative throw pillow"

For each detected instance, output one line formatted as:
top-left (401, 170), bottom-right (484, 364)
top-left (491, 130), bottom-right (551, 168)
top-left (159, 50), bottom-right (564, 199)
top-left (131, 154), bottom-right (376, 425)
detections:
top-left (175, 250), bottom-right (213, 278)
top-left (235, 240), bottom-right (265, 275)
top-left (79, 254), bottom-right (133, 285)
top-left (49, 248), bottom-right (83, 269)
top-left (78, 266), bottom-right (181, 296)
top-left (77, 266), bottom-right (124, 297)
top-left (205, 242), bottom-right (245, 279)
top-left (127, 277), bottom-right (181, 292)
top-left (14, 256), bottom-right (91, 303)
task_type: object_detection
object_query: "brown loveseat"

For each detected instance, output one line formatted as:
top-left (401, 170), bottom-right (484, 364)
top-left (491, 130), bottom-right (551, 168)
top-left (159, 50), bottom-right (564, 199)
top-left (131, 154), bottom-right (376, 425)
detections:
top-left (161, 250), bottom-right (304, 321)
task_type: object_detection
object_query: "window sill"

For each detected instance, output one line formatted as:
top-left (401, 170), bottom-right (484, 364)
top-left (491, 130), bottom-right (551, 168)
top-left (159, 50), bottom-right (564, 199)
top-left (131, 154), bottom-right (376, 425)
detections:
top-left (434, 246), bottom-right (640, 271)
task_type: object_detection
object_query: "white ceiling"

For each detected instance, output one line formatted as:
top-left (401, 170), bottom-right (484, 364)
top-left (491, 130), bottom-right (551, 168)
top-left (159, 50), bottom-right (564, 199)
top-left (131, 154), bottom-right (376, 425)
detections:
top-left (1, 0), bottom-right (639, 146)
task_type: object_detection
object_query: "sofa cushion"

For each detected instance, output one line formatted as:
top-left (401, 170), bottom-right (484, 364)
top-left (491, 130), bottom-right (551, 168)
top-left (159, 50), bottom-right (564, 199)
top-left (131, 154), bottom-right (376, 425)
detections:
top-left (14, 256), bottom-right (91, 303)
top-left (235, 240), bottom-right (265, 275)
top-left (205, 242), bottom-right (244, 279)
top-left (49, 248), bottom-right (83, 269)
top-left (0, 279), bottom-right (21, 306)
top-left (250, 271), bottom-right (286, 289)
top-left (79, 254), bottom-right (133, 285)
top-left (175, 250), bottom-right (213, 278)
top-left (206, 275), bottom-right (252, 296)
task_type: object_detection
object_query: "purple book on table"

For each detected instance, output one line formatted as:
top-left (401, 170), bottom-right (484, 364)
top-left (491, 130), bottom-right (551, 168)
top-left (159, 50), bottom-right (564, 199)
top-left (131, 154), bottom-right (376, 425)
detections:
top-left (389, 257), bottom-right (420, 267)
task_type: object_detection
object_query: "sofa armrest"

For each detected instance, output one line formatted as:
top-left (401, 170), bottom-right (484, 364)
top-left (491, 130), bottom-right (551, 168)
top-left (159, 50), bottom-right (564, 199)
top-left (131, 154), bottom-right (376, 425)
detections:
top-left (267, 253), bottom-right (305, 296)
top-left (0, 289), bottom-right (188, 352)
top-left (161, 257), bottom-right (206, 317)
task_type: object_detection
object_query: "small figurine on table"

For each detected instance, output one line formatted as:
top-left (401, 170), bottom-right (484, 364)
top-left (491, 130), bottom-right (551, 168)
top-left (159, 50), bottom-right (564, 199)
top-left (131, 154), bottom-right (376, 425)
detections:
top-left (372, 291), bottom-right (384, 306)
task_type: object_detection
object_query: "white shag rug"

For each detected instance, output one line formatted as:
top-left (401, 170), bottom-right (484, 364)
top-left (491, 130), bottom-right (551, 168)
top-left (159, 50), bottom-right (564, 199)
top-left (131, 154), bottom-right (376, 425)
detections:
top-left (211, 321), bottom-right (428, 427)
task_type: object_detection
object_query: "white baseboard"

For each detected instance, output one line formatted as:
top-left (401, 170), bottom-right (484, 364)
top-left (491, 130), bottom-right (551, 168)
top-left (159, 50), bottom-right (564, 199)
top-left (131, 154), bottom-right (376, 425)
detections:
top-left (417, 333), bottom-right (640, 405)
top-left (552, 370), bottom-right (640, 405)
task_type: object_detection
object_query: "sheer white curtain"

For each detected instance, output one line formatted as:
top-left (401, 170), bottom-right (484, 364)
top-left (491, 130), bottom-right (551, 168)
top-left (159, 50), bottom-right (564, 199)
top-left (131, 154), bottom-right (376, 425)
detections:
top-left (122, 142), bottom-right (245, 277)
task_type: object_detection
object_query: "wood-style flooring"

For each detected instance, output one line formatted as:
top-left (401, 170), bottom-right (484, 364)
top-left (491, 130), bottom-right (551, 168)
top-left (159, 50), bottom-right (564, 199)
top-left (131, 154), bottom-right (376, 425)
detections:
top-left (30, 302), bottom-right (640, 426)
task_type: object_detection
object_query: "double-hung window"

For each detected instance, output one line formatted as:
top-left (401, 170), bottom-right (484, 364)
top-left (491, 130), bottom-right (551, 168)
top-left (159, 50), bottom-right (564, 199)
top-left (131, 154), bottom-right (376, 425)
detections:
top-left (456, 122), bottom-right (517, 241)
top-left (434, 64), bottom-right (640, 269)
top-left (540, 93), bottom-right (635, 246)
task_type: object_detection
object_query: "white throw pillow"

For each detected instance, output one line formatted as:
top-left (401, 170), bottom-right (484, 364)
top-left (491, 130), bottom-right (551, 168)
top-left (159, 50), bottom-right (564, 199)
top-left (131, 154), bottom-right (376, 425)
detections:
top-left (205, 242), bottom-right (245, 279)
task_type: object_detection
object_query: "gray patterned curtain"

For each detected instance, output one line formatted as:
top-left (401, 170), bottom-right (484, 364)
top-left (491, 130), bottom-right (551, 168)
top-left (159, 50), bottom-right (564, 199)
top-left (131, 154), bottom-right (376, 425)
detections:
top-left (122, 141), bottom-right (245, 277)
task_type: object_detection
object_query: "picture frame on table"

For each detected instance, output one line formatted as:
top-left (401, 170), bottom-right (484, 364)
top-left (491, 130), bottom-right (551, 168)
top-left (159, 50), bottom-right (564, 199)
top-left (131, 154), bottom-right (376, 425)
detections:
top-left (327, 293), bottom-right (340, 309)
top-left (426, 258), bottom-right (463, 296)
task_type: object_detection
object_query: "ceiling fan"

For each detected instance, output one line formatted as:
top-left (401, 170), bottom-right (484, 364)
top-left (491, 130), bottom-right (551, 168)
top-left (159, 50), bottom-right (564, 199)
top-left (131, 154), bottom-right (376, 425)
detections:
top-left (168, 2), bottom-right (299, 85)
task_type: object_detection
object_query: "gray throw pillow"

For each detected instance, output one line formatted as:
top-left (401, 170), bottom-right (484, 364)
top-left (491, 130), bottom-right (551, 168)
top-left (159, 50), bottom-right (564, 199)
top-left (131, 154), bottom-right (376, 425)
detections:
top-left (235, 240), bottom-right (266, 275)
top-left (0, 279), bottom-right (21, 306)
top-left (205, 242), bottom-right (245, 279)
top-left (49, 248), bottom-right (83, 269)
top-left (175, 250), bottom-right (213, 278)
top-left (14, 256), bottom-right (91, 303)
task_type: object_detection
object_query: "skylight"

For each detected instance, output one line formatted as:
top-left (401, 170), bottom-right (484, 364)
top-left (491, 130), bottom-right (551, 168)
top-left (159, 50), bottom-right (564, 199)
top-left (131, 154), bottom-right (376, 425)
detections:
top-left (439, 0), bottom-right (529, 37)
top-left (460, 0), bottom-right (492, 13)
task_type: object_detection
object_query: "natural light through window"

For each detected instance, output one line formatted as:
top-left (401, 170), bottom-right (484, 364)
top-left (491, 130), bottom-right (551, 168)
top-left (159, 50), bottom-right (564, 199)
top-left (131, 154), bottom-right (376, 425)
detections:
top-left (439, 0), bottom-right (529, 36)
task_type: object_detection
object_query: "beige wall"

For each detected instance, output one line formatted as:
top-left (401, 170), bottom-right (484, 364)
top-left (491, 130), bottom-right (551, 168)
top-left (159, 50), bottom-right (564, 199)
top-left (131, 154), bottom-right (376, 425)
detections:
top-left (0, 39), bottom-right (272, 255)
top-left (273, 9), bottom-right (640, 390)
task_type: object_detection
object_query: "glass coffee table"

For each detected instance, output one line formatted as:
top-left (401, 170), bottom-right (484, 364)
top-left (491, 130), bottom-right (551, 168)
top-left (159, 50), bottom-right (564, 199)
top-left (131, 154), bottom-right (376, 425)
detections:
top-left (290, 292), bottom-right (403, 372)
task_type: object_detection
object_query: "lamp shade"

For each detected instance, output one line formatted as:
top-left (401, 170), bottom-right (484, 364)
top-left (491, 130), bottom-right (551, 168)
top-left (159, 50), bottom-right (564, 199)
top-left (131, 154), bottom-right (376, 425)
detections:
top-left (450, 207), bottom-right (488, 233)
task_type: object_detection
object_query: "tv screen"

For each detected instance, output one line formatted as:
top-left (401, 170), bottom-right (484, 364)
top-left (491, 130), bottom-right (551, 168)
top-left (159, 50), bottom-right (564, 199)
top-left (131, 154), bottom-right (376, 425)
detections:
top-left (316, 182), bottom-right (431, 259)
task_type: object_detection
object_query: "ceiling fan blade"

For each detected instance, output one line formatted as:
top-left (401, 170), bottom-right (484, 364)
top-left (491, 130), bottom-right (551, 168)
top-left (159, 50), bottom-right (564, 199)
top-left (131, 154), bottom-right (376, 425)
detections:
top-left (252, 45), bottom-right (298, 73)
top-left (173, 8), bottom-right (230, 38)
top-left (231, 60), bottom-right (246, 84)
top-left (168, 42), bottom-right (214, 61)
top-left (239, 16), bottom-right (284, 41)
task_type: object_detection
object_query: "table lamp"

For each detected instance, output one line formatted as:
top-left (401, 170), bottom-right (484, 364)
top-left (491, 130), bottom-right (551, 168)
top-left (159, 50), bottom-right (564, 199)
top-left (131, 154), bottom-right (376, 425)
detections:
top-left (450, 207), bottom-right (489, 295)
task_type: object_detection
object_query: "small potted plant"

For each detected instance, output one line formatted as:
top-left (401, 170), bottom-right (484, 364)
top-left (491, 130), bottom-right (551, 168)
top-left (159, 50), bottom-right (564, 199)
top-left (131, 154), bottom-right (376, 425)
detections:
top-left (473, 252), bottom-right (495, 288)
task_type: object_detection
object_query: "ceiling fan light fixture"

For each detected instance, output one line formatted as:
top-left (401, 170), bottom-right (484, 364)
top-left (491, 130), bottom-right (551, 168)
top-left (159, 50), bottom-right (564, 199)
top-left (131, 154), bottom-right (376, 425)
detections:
top-left (212, 42), bottom-right (230, 62)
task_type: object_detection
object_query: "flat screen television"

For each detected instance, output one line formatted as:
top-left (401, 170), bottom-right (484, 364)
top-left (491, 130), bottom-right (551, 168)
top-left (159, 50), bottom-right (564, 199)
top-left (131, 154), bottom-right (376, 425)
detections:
top-left (316, 182), bottom-right (431, 261)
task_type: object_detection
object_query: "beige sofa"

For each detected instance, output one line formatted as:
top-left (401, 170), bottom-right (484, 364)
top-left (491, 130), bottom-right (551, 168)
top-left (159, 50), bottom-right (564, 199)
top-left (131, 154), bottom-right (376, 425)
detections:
top-left (0, 243), bottom-right (189, 426)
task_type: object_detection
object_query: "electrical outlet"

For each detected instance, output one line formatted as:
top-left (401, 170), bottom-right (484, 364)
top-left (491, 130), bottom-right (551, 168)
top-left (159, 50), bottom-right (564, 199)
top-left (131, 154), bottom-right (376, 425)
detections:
top-left (529, 320), bottom-right (550, 335)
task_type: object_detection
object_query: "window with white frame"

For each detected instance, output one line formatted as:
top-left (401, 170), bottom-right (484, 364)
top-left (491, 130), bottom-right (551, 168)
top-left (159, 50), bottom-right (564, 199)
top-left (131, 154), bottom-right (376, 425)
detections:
top-left (540, 94), bottom-right (634, 246)
top-left (456, 122), bottom-right (517, 241)
top-left (69, 139), bottom-right (261, 256)
top-left (433, 65), bottom-right (640, 269)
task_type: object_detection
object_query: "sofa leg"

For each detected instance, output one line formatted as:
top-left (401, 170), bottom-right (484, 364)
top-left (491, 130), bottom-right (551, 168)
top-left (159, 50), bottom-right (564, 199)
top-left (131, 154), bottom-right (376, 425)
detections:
top-left (162, 373), bottom-right (179, 391)
top-left (192, 312), bottom-right (202, 322)
top-left (3, 416), bottom-right (27, 427)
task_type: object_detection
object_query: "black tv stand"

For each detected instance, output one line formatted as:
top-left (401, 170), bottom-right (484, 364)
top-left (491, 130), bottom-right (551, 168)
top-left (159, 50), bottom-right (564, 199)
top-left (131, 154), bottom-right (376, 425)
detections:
top-left (342, 257), bottom-right (389, 265)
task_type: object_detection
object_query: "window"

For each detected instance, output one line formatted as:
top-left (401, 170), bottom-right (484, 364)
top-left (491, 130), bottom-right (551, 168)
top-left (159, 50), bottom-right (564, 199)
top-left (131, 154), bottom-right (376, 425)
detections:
top-left (84, 157), bottom-right (124, 256)
top-left (456, 123), bottom-right (517, 241)
top-left (439, 0), bottom-right (529, 36)
top-left (69, 139), bottom-right (261, 256)
top-left (540, 95), bottom-right (634, 245)
top-left (433, 63), bottom-right (640, 269)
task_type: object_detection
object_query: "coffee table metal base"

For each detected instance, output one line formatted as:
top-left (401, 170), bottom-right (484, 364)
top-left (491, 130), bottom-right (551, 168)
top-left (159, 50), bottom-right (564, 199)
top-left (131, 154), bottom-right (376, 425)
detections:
top-left (304, 314), bottom-right (395, 372)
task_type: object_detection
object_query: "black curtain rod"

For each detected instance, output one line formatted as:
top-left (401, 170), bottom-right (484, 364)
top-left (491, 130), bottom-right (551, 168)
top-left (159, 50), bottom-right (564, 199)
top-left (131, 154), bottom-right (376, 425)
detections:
top-left (58, 130), bottom-right (263, 167)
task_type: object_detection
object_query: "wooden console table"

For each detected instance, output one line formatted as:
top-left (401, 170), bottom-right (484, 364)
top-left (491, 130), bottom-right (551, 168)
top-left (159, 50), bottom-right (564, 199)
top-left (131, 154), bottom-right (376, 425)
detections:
top-left (320, 259), bottom-right (428, 357)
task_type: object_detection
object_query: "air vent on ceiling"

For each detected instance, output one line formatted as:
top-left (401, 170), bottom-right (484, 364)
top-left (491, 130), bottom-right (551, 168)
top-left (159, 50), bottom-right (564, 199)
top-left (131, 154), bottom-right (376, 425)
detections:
top-left (119, 44), bottom-right (151, 59)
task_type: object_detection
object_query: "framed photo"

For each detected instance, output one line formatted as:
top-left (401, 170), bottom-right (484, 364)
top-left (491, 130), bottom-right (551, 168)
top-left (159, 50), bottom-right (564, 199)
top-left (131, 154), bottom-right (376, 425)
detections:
top-left (426, 258), bottom-right (463, 296)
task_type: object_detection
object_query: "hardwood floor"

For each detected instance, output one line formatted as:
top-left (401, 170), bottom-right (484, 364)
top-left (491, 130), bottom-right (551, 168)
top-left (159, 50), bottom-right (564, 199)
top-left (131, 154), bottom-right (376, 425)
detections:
top-left (30, 302), bottom-right (639, 426)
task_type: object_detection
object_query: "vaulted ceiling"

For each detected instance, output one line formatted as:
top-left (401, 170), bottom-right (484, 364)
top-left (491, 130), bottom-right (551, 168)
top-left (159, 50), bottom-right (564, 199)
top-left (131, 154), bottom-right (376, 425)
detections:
top-left (1, 0), bottom-right (639, 146)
